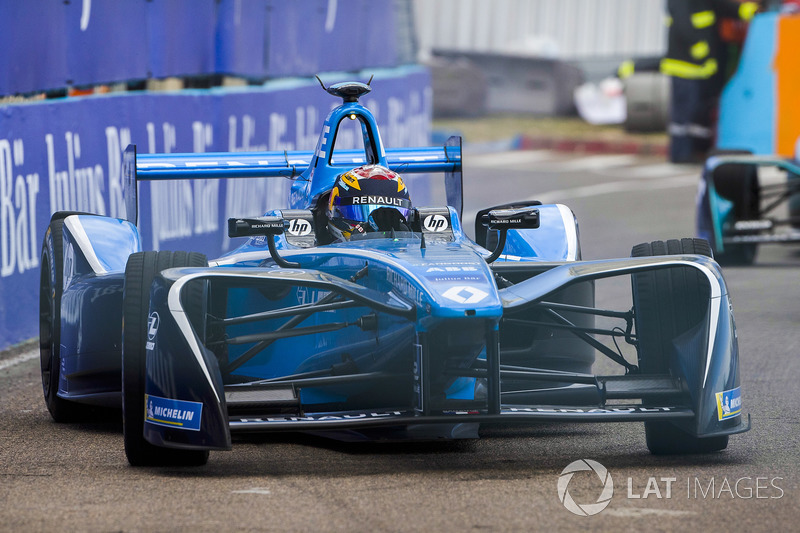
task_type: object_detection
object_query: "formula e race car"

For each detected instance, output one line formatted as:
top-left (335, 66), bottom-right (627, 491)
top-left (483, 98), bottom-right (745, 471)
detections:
top-left (40, 81), bottom-right (748, 466)
top-left (697, 151), bottom-right (800, 265)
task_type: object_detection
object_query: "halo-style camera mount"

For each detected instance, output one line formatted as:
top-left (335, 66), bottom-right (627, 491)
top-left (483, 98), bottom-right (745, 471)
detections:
top-left (316, 76), bottom-right (373, 103)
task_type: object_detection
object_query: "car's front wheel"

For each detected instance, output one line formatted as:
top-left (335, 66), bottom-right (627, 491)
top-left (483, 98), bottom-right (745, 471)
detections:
top-left (631, 238), bottom-right (729, 454)
top-left (122, 251), bottom-right (210, 467)
top-left (709, 151), bottom-right (759, 265)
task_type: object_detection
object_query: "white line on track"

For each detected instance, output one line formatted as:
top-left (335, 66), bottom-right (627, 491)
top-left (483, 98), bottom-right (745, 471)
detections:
top-left (551, 154), bottom-right (639, 171)
top-left (469, 150), bottom-right (680, 176)
top-left (532, 174), bottom-right (697, 204)
top-left (232, 488), bottom-right (272, 495)
top-left (601, 162), bottom-right (698, 179)
top-left (469, 150), bottom-right (555, 167)
top-left (0, 348), bottom-right (38, 372)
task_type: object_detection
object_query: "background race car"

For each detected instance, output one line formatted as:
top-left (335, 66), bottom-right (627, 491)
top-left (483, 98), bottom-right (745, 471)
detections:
top-left (697, 8), bottom-right (800, 264)
top-left (696, 152), bottom-right (800, 265)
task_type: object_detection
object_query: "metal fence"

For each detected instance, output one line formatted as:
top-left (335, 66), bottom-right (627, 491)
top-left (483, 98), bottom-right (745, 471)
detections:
top-left (413, 0), bottom-right (666, 60)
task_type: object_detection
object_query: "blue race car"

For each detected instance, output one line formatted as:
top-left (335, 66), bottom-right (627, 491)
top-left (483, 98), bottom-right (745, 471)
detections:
top-left (40, 81), bottom-right (748, 466)
top-left (696, 151), bottom-right (800, 265)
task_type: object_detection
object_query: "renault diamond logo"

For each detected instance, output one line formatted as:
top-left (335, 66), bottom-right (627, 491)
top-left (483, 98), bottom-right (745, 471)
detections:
top-left (441, 286), bottom-right (488, 304)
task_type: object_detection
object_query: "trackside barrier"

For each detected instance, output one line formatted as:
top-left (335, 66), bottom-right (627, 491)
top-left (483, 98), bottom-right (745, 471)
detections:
top-left (0, 0), bottom-right (410, 96)
top-left (0, 67), bottom-right (432, 349)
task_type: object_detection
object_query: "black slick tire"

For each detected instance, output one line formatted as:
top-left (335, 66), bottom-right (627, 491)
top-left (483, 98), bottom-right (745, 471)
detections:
top-left (122, 251), bottom-right (209, 467)
top-left (788, 172), bottom-right (800, 229)
top-left (631, 238), bottom-right (729, 454)
top-left (39, 214), bottom-right (90, 422)
top-left (709, 150), bottom-right (759, 265)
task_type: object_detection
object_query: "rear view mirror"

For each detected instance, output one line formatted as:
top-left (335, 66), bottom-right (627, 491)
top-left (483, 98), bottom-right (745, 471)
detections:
top-left (485, 208), bottom-right (540, 230)
top-left (481, 208), bottom-right (540, 263)
top-left (227, 216), bottom-right (299, 268)
top-left (228, 216), bottom-right (285, 238)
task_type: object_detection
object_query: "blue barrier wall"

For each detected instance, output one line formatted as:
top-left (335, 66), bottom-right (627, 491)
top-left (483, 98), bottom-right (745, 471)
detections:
top-left (0, 67), bottom-right (432, 349)
top-left (148, 0), bottom-right (216, 79)
top-left (0, 0), bottom-right (411, 95)
top-left (0, 0), bottom-right (69, 95)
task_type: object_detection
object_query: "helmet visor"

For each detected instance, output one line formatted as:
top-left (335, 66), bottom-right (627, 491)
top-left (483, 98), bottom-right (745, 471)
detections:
top-left (336, 203), bottom-right (411, 224)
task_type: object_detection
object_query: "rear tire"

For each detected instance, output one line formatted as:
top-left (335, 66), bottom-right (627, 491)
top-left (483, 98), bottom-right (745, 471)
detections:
top-left (39, 215), bottom-right (91, 422)
top-left (631, 238), bottom-right (729, 454)
top-left (122, 251), bottom-right (210, 467)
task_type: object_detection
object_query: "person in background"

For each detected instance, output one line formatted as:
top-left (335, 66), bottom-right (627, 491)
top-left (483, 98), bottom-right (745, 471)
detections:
top-left (661, 0), bottom-right (760, 163)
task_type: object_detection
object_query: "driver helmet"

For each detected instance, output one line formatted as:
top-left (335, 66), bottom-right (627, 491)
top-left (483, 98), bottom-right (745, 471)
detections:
top-left (327, 165), bottom-right (412, 241)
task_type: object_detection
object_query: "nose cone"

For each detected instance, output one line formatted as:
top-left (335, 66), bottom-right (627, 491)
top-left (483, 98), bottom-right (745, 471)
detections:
top-left (401, 244), bottom-right (503, 319)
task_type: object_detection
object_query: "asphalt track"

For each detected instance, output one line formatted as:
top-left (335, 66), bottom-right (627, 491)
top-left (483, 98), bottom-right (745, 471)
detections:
top-left (1, 151), bottom-right (798, 532)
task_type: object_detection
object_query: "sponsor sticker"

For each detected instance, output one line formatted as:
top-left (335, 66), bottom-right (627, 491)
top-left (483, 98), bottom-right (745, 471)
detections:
top-left (145, 394), bottom-right (203, 431)
top-left (63, 243), bottom-right (75, 289)
top-left (250, 235), bottom-right (268, 248)
top-left (715, 386), bottom-right (742, 421)
top-left (423, 214), bottom-right (449, 232)
top-left (441, 285), bottom-right (488, 304)
top-left (413, 343), bottom-right (423, 413)
top-left (147, 312), bottom-right (159, 340)
top-left (145, 311), bottom-right (159, 351)
top-left (287, 218), bottom-right (313, 236)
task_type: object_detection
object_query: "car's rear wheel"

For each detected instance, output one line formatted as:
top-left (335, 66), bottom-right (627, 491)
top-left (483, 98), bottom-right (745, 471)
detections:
top-left (39, 214), bottom-right (90, 422)
top-left (122, 251), bottom-right (210, 467)
top-left (631, 238), bottom-right (729, 454)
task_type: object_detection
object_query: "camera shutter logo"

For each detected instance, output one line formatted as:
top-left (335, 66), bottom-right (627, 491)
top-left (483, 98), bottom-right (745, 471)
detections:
top-left (557, 459), bottom-right (614, 516)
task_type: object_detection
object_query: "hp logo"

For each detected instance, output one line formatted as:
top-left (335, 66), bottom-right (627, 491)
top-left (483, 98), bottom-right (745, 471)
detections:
top-left (287, 219), bottom-right (313, 236)
top-left (423, 214), bottom-right (449, 232)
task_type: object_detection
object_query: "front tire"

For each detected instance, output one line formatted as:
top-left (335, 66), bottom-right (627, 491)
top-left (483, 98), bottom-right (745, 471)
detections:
top-left (39, 215), bottom-right (89, 422)
top-left (122, 251), bottom-right (210, 467)
top-left (631, 238), bottom-right (729, 454)
top-left (709, 151), bottom-right (759, 265)
top-left (788, 172), bottom-right (800, 229)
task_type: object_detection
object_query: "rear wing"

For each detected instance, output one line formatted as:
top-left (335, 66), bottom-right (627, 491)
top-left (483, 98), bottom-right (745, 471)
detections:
top-left (122, 138), bottom-right (462, 225)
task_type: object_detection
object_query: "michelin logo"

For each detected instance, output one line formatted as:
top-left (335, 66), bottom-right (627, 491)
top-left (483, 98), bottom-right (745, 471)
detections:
top-left (145, 394), bottom-right (203, 431)
top-left (716, 386), bottom-right (742, 421)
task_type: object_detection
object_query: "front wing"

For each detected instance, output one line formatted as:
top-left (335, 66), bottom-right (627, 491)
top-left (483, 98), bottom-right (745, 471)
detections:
top-left (141, 256), bottom-right (747, 451)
